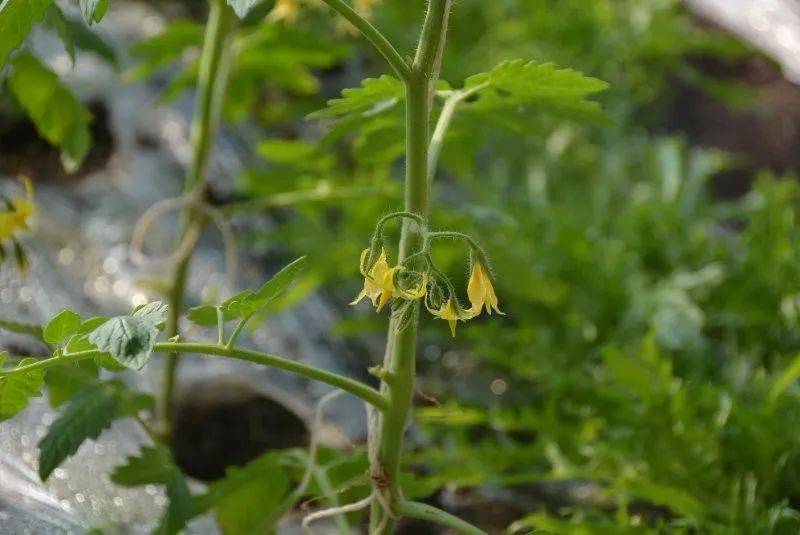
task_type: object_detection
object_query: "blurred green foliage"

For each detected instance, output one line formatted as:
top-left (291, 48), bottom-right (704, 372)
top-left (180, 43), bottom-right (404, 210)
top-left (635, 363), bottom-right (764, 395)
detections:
top-left (3, 0), bottom-right (799, 531)
top-left (231, 0), bottom-right (800, 532)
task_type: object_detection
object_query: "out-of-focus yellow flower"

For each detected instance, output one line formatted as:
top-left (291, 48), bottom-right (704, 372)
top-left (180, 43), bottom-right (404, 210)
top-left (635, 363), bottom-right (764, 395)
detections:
top-left (427, 298), bottom-right (472, 337)
top-left (268, 0), bottom-right (301, 21)
top-left (467, 261), bottom-right (503, 316)
top-left (351, 248), bottom-right (397, 312)
top-left (0, 178), bottom-right (36, 240)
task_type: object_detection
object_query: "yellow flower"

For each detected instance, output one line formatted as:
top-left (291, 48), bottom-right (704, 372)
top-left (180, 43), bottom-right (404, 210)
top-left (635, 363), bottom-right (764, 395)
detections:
top-left (0, 178), bottom-right (36, 240)
top-left (394, 270), bottom-right (428, 301)
top-left (268, 0), bottom-right (300, 21)
top-left (351, 248), bottom-right (397, 312)
top-left (427, 298), bottom-right (472, 337)
top-left (467, 261), bottom-right (503, 316)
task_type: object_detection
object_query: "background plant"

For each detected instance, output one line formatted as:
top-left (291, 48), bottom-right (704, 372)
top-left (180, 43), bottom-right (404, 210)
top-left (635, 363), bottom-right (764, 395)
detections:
top-left (3, 0), bottom-right (800, 534)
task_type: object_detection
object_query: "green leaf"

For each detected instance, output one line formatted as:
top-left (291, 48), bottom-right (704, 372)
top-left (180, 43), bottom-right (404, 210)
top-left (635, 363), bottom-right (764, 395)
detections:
top-left (309, 75), bottom-right (404, 120)
top-left (43, 309), bottom-right (81, 345)
top-left (0, 357), bottom-right (45, 420)
top-left (111, 445), bottom-right (175, 486)
top-left (203, 453), bottom-right (290, 535)
top-left (45, 5), bottom-right (75, 65)
top-left (770, 352), bottom-right (800, 403)
top-left (157, 470), bottom-right (192, 535)
top-left (188, 257), bottom-right (306, 326)
top-left (88, 303), bottom-right (166, 370)
top-left (132, 301), bottom-right (168, 328)
top-left (44, 359), bottom-right (99, 407)
top-left (459, 60), bottom-right (609, 132)
top-left (225, 0), bottom-right (260, 19)
top-left (63, 14), bottom-right (117, 65)
top-left (0, 0), bottom-right (53, 70)
top-left (0, 317), bottom-right (45, 342)
top-left (38, 381), bottom-right (120, 480)
top-left (127, 20), bottom-right (203, 81)
top-left (79, 0), bottom-right (108, 24)
top-left (8, 52), bottom-right (92, 172)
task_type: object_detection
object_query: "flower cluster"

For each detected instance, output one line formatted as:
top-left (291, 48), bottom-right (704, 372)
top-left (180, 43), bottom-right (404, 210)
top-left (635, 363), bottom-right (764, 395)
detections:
top-left (351, 216), bottom-right (503, 336)
top-left (0, 177), bottom-right (36, 270)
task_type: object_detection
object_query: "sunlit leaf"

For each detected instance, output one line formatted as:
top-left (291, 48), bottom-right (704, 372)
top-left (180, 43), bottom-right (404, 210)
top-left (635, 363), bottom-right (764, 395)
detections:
top-left (188, 257), bottom-right (306, 326)
top-left (79, 0), bottom-right (108, 25)
top-left (8, 52), bottom-right (92, 172)
top-left (0, 0), bottom-right (52, 70)
top-left (0, 357), bottom-right (44, 420)
top-left (43, 309), bottom-right (81, 345)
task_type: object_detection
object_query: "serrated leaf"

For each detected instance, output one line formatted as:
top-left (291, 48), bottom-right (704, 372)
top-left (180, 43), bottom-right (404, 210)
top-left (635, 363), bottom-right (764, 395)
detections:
top-left (0, 357), bottom-right (45, 420)
top-left (132, 301), bottom-right (168, 328)
top-left (459, 59), bottom-right (609, 131)
top-left (225, 0), bottom-right (259, 19)
top-left (157, 470), bottom-right (192, 535)
top-left (188, 257), bottom-right (306, 326)
top-left (79, 0), bottom-right (108, 24)
top-left (0, 0), bottom-right (53, 70)
top-left (43, 309), bottom-right (81, 345)
top-left (88, 305), bottom-right (164, 370)
top-left (111, 445), bottom-right (174, 486)
top-left (44, 359), bottom-right (99, 407)
top-left (309, 75), bottom-right (404, 120)
top-left (37, 381), bottom-right (120, 480)
top-left (8, 52), bottom-right (92, 172)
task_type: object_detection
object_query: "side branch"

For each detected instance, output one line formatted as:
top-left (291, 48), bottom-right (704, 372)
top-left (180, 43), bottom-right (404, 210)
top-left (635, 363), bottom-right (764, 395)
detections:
top-left (396, 501), bottom-right (487, 535)
top-left (154, 342), bottom-right (389, 410)
top-left (318, 0), bottom-right (411, 81)
top-left (0, 343), bottom-right (389, 412)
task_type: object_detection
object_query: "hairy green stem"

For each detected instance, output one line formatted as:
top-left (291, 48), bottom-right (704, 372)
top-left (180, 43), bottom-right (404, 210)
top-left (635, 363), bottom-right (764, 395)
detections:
top-left (161, 0), bottom-right (236, 438)
top-left (318, 0), bottom-right (410, 80)
top-left (2, 343), bottom-right (388, 411)
top-left (369, 2), bottom-right (451, 533)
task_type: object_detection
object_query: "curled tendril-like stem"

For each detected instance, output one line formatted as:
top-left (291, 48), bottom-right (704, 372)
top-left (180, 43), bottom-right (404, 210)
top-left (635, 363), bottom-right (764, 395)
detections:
top-left (129, 194), bottom-right (238, 294)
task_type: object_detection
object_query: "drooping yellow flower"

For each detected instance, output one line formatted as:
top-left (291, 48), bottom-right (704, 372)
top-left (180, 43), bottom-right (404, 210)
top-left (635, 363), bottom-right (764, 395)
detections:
top-left (394, 271), bottom-right (428, 301)
top-left (427, 298), bottom-right (472, 337)
top-left (268, 0), bottom-right (301, 21)
top-left (467, 261), bottom-right (503, 316)
top-left (350, 248), bottom-right (397, 312)
top-left (0, 178), bottom-right (36, 240)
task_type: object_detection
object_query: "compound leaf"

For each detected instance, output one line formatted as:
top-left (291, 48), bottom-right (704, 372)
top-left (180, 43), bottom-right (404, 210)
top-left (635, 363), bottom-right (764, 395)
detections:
top-left (188, 257), bottom-right (306, 326)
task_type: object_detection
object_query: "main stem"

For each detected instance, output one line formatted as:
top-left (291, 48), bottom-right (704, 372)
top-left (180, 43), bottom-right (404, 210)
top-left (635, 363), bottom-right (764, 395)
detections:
top-left (370, 2), bottom-right (450, 532)
top-left (160, 0), bottom-right (235, 438)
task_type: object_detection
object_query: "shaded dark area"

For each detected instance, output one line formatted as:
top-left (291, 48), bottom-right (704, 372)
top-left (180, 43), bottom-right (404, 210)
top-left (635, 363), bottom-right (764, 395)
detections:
top-left (171, 379), bottom-right (309, 481)
top-left (663, 50), bottom-right (800, 198)
top-left (0, 100), bottom-right (114, 183)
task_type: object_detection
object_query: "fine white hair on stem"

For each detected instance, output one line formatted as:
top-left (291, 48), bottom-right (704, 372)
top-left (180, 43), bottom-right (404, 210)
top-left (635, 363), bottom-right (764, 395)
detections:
top-left (129, 194), bottom-right (238, 294)
top-left (301, 494), bottom-right (373, 535)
